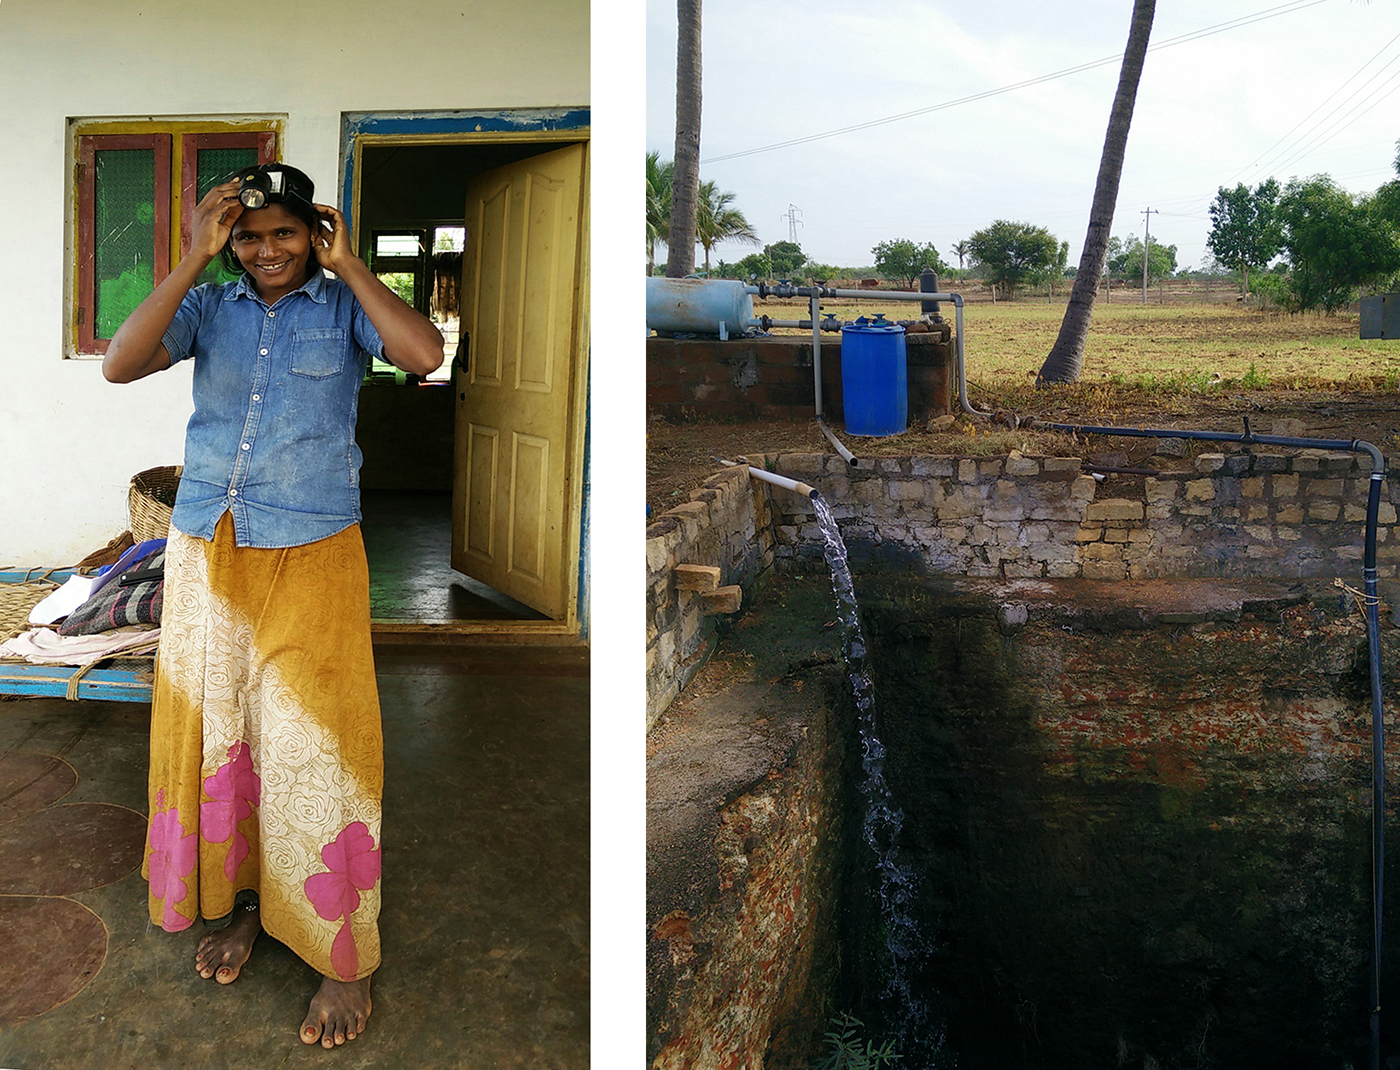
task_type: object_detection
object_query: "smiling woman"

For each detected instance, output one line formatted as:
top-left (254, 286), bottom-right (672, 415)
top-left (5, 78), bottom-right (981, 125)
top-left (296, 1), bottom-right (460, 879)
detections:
top-left (98, 160), bottom-right (446, 1049)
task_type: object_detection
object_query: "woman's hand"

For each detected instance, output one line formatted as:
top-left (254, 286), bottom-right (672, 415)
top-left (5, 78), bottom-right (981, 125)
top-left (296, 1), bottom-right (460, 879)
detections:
top-left (190, 180), bottom-right (245, 260)
top-left (312, 204), bottom-right (357, 275)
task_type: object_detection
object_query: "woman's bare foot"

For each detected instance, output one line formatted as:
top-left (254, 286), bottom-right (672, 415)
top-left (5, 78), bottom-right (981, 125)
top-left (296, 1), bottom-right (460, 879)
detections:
top-left (194, 903), bottom-right (260, 984)
top-left (300, 974), bottom-right (372, 1048)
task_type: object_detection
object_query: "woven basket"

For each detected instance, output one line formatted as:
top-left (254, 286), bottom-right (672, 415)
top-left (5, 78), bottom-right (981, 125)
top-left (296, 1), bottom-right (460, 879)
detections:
top-left (129, 465), bottom-right (182, 543)
top-left (0, 582), bottom-right (56, 645)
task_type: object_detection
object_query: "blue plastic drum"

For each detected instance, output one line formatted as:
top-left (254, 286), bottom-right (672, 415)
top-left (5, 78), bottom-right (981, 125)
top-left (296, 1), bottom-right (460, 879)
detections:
top-left (840, 318), bottom-right (907, 436)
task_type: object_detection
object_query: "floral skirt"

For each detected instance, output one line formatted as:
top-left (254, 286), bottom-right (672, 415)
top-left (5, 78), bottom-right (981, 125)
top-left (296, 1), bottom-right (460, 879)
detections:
top-left (142, 513), bottom-right (383, 981)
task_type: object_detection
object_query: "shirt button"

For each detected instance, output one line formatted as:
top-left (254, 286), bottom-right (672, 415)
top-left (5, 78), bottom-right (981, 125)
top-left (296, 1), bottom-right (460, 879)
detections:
top-left (251, 394), bottom-right (261, 402)
top-left (268, 311), bottom-right (275, 318)
top-left (229, 488), bottom-right (239, 497)
top-left (241, 443), bottom-right (251, 451)
top-left (260, 348), bottom-right (269, 355)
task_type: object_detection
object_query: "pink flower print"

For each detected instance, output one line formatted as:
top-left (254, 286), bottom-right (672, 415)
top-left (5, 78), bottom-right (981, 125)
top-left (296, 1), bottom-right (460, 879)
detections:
top-left (147, 790), bottom-right (197, 932)
top-left (200, 743), bottom-right (261, 881)
top-left (304, 821), bottom-right (380, 980)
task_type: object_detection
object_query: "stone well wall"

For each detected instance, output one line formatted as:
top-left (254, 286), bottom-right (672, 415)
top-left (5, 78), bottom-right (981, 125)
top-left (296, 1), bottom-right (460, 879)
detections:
top-left (756, 448), bottom-right (1400, 582)
top-left (646, 465), bottom-right (775, 727)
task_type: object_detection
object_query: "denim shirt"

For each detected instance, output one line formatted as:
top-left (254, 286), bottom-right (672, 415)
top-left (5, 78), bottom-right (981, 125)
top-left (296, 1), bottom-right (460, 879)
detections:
top-left (161, 269), bottom-right (385, 548)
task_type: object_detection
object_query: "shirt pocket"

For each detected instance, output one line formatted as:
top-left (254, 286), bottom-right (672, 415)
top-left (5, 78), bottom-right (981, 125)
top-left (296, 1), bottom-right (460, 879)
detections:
top-left (289, 327), bottom-right (348, 379)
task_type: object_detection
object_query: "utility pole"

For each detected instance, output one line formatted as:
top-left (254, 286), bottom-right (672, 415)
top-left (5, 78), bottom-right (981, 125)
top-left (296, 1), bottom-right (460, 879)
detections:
top-left (782, 204), bottom-right (803, 244)
top-left (1141, 207), bottom-right (1158, 305)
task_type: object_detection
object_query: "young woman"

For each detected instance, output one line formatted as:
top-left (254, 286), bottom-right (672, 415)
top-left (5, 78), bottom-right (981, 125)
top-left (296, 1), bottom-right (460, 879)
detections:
top-left (104, 164), bottom-right (443, 1048)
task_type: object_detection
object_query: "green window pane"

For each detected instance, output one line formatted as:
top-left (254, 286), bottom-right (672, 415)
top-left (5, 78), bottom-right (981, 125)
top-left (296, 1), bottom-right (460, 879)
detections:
top-left (94, 148), bottom-right (156, 339)
top-left (195, 147), bottom-right (259, 287)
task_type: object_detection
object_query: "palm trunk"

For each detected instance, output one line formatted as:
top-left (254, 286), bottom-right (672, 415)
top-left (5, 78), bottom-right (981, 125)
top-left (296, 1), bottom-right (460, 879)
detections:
top-left (1036, 0), bottom-right (1156, 385)
top-left (665, 0), bottom-right (702, 279)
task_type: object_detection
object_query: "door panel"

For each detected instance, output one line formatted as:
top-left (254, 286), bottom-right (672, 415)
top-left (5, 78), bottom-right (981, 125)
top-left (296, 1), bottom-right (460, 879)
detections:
top-left (451, 143), bottom-right (586, 620)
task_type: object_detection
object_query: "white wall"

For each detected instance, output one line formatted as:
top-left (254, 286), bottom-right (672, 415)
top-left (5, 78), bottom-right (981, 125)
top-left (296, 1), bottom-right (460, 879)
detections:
top-left (0, 0), bottom-right (588, 564)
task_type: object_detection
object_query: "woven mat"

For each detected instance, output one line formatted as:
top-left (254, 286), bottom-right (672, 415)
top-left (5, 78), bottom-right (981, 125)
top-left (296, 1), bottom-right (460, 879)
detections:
top-left (0, 583), bottom-right (58, 644)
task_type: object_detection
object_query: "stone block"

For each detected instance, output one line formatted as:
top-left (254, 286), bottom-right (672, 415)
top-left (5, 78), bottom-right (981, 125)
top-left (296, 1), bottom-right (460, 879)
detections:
top-left (1184, 480), bottom-right (1216, 502)
top-left (1292, 451), bottom-right (1324, 473)
top-left (1128, 529), bottom-right (1153, 543)
top-left (1074, 525), bottom-right (1103, 543)
top-left (1307, 501), bottom-right (1340, 522)
top-left (1070, 475), bottom-right (1098, 502)
top-left (1046, 560), bottom-right (1080, 577)
top-left (1043, 456), bottom-right (1082, 473)
top-left (911, 456), bottom-right (955, 478)
top-left (979, 459), bottom-right (1004, 479)
top-left (1103, 528), bottom-right (1129, 543)
top-left (1245, 545), bottom-right (1282, 559)
top-left (1082, 559), bottom-right (1127, 580)
top-left (1276, 505), bottom-right (1304, 524)
top-left (1276, 526), bottom-right (1301, 541)
top-left (1252, 454), bottom-right (1289, 474)
top-left (1319, 452), bottom-right (1356, 475)
top-left (674, 564), bottom-right (721, 591)
top-left (1195, 453), bottom-right (1227, 474)
top-left (1003, 562), bottom-right (1045, 578)
top-left (1383, 503), bottom-right (1399, 525)
top-left (1244, 525), bottom-right (1272, 542)
top-left (647, 536), bottom-right (670, 575)
top-left (887, 480), bottom-right (927, 502)
top-left (958, 459), bottom-right (978, 483)
top-left (1085, 498), bottom-right (1144, 521)
top-left (1222, 454), bottom-right (1251, 476)
top-left (876, 458), bottom-right (906, 476)
top-left (1308, 479), bottom-right (1344, 499)
top-left (1271, 474), bottom-right (1299, 499)
top-left (1082, 542), bottom-right (1123, 561)
top-left (1145, 478), bottom-right (1180, 502)
top-left (1245, 504), bottom-right (1271, 521)
top-left (1006, 454), bottom-right (1040, 477)
top-left (1241, 477), bottom-right (1265, 498)
top-left (702, 585), bottom-right (743, 614)
top-left (1345, 504), bottom-right (1367, 523)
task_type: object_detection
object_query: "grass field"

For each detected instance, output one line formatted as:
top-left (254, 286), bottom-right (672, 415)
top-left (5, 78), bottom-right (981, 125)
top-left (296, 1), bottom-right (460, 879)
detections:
top-left (758, 298), bottom-right (1399, 394)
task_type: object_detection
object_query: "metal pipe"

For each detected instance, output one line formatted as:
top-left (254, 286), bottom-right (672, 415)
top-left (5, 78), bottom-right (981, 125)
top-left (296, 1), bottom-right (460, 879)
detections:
top-left (812, 291), bottom-right (823, 420)
top-left (717, 457), bottom-right (818, 499)
top-left (1028, 414), bottom-right (1387, 1061)
top-left (817, 416), bottom-right (859, 467)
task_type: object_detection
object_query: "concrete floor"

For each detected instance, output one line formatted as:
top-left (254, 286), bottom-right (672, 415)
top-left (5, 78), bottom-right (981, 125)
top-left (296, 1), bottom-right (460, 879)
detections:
top-left (0, 643), bottom-right (589, 1070)
top-left (361, 490), bottom-right (546, 623)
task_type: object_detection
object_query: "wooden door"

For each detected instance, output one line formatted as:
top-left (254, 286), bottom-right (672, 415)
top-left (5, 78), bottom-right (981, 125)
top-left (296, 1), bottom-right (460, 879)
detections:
top-left (451, 142), bottom-right (587, 621)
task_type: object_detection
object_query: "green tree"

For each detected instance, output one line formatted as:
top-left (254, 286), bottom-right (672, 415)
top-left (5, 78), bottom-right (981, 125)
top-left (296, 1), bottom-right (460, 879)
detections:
top-left (646, 151), bottom-right (673, 276)
top-left (695, 179), bottom-right (758, 275)
top-left (665, 0), bottom-right (702, 278)
top-left (1119, 236), bottom-right (1177, 286)
top-left (732, 251), bottom-right (773, 280)
top-left (764, 240), bottom-right (806, 277)
top-left (1206, 179), bottom-right (1282, 298)
top-left (1037, 0), bottom-right (1156, 384)
top-left (966, 220), bottom-right (1062, 299)
top-left (871, 239), bottom-right (945, 290)
top-left (1277, 175), bottom-right (1400, 313)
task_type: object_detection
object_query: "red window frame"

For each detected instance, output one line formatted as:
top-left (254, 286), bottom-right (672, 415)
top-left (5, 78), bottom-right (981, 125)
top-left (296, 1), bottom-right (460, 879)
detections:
top-left (76, 134), bottom-right (172, 355)
top-left (178, 131), bottom-right (277, 257)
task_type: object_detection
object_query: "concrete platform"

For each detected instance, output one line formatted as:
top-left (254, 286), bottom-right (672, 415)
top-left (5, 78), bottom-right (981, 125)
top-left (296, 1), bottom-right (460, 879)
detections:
top-left (0, 643), bottom-right (588, 1070)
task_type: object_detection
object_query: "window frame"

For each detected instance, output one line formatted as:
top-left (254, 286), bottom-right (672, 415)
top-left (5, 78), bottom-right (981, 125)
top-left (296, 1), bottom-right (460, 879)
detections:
top-left (70, 118), bottom-right (282, 357)
top-left (76, 133), bottom-right (172, 355)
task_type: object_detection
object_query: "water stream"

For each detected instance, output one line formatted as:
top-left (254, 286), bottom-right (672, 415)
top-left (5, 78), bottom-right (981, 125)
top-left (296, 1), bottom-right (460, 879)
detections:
top-left (811, 492), bottom-right (947, 1066)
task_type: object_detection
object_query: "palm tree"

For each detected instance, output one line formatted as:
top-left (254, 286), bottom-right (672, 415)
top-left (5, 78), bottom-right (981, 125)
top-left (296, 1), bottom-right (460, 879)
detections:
top-left (665, 0), bottom-right (702, 278)
top-left (695, 180), bottom-right (758, 275)
top-left (1037, 0), bottom-right (1156, 385)
top-left (646, 152), bottom-right (673, 276)
top-left (952, 240), bottom-right (969, 271)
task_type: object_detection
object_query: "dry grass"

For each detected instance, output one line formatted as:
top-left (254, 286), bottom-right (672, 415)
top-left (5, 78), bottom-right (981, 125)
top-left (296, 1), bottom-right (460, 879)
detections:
top-left (756, 299), bottom-right (1399, 392)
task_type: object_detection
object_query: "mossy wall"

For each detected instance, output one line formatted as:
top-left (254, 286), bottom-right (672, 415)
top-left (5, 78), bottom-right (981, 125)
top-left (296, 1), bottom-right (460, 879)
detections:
top-left (852, 576), bottom-right (1398, 1068)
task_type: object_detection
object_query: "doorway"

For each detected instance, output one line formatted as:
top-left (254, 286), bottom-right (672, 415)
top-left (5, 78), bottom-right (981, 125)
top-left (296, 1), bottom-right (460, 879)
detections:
top-left (346, 116), bottom-right (589, 636)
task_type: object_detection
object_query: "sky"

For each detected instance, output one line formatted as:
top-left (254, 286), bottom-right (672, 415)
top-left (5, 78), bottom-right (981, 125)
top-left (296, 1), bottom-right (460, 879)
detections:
top-left (645, 0), bottom-right (1400, 275)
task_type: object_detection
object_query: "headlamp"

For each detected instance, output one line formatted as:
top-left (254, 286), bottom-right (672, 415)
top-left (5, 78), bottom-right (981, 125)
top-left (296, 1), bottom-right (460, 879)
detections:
top-left (236, 165), bottom-right (313, 210)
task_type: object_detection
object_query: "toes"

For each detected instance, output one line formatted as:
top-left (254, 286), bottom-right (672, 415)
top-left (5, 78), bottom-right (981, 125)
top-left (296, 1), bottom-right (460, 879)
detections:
top-left (215, 963), bottom-right (240, 985)
top-left (301, 1022), bottom-right (323, 1046)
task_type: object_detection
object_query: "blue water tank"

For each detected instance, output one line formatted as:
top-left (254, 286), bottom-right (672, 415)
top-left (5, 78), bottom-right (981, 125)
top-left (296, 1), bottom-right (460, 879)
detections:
top-left (840, 318), bottom-right (907, 436)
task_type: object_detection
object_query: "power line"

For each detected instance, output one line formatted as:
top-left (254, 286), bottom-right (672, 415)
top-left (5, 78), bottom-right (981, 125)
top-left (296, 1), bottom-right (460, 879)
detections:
top-left (1237, 33), bottom-right (1400, 182)
top-left (700, 0), bottom-right (1332, 165)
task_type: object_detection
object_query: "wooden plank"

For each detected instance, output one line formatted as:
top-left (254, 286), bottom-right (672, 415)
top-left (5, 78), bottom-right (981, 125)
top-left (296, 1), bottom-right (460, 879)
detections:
top-left (0, 569), bottom-right (79, 585)
top-left (0, 661), bottom-right (153, 703)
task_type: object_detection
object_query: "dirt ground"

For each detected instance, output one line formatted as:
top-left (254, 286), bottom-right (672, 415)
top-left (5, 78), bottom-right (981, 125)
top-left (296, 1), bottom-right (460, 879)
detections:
top-left (646, 389), bottom-right (1400, 521)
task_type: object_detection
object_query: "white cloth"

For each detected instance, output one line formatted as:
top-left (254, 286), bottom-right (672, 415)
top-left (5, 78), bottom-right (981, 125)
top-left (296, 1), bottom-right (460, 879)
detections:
top-left (0, 626), bottom-right (160, 666)
top-left (28, 574), bottom-right (102, 625)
